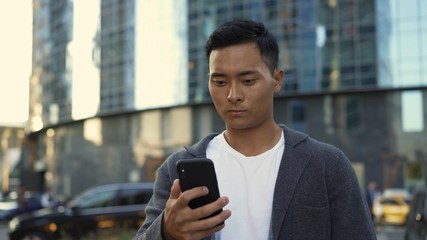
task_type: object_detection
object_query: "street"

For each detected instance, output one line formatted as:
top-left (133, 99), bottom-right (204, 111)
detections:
top-left (0, 222), bottom-right (405, 240)
top-left (1, 222), bottom-right (8, 239)
top-left (377, 225), bottom-right (405, 240)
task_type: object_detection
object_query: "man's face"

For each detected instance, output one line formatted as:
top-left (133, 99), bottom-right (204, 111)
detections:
top-left (208, 42), bottom-right (283, 130)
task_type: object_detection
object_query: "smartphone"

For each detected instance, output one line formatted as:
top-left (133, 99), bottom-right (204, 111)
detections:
top-left (176, 158), bottom-right (222, 218)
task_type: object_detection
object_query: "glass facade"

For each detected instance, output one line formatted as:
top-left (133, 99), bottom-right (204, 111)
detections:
top-left (0, 127), bottom-right (26, 192)
top-left (30, 0), bottom-right (189, 127)
top-left (99, 0), bottom-right (135, 113)
top-left (30, 0), bottom-right (73, 131)
top-left (31, 0), bottom-right (427, 125)
top-left (187, 0), bottom-right (379, 99)
top-left (23, 0), bottom-right (427, 196)
top-left (378, 0), bottom-right (427, 87)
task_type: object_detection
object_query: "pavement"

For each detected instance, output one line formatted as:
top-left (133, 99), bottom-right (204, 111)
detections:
top-left (376, 225), bottom-right (405, 240)
top-left (0, 222), bottom-right (8, 239)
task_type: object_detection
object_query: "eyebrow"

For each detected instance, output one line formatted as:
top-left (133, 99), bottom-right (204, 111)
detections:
top-left (209, 70), bottom-right (259, 78)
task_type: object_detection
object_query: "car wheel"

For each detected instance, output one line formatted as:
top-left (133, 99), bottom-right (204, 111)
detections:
top-left (20, 231), bottom-right (49, 240)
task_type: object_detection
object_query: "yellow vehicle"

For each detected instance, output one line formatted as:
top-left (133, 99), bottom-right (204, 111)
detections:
top-left (373, 195), bottom-right (410, 225)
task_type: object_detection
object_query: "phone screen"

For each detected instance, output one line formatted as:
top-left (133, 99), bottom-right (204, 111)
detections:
top-left (176, 158), bottom-right (222, 217)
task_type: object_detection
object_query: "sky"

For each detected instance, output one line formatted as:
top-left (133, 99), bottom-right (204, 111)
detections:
top-left (0, 2), bottom-right (32, 127)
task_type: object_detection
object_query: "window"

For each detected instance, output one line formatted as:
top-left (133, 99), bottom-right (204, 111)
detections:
top-left (402, 90), bottom-right (424, 132)
top-left (117, 188), bottom-right (153, 206)
top-left (76, 190), bottom-right (116, 208)
top-left (345, 96), bottom-right (360, 131)
top-left (290, 100), bottom-right (306, 132)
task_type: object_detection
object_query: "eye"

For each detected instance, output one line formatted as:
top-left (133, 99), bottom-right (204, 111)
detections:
top-left (212, 79), bottom-right (226, 86)
top-left (243, 79), bottom-right (256, 85)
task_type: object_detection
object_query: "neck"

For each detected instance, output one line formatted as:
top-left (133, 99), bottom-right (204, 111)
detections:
top-left (224, 123), bottom-right (282, 157)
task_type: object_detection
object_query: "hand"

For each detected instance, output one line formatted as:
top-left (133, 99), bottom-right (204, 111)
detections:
top-left (162, 179), bottom-right (231, 240)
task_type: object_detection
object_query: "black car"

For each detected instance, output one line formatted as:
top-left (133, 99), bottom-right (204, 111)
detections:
top-left (405, 188), bottom-right (427, 240)
top-left (8, 182), bottom-right (153, 240)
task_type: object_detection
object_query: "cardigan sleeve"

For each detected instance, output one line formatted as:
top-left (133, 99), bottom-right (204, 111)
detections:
top-left (326, 150), bottom-right (377, 240)
top-left (134, 157), bottom-right (175, 240)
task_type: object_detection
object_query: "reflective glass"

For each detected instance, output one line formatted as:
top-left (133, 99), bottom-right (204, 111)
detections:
top-left (422, 1), bottom-right (427, 16)
top-left (399, 18), bottom-right (421, 33)
top-left (422, 31), bottom-right (427, 58)
top-left (402, 90), bottom-right (424, 132)
top-left (77, 190), bottom-right (116, 209)
top-left (400, 32), bottom-right (421, 59)
top-left (398, 0), bottom-right (419, 19)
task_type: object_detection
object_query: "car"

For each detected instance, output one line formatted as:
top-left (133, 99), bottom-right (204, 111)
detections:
top-left (8, 182), bottom-right (153, 240)
top-left (405, 188), bottom-right (427, 240)
top-left (0, 199), bottom-right (18, 222)
top-left (382, 188), bottom-right (411, 199)
top-left (372, 195), bottom-right (410, 226)
top-left (0, 191), bottom-right (43, 222)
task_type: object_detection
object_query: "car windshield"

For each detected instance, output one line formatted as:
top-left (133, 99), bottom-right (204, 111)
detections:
top-left (66, 186), bottom-right (118, 209)
top-left (74, 190), bottom-right (116, 208)
top-left (117, 188), bottom-right (152, 205)
top-left (381, 199), bottom-right (400, 205)
top-left (65, 183), bottom-right (153, 209)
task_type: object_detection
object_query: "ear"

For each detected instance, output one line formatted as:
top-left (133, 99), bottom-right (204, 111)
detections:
top-left (273, 69), bottom-right (284, 93)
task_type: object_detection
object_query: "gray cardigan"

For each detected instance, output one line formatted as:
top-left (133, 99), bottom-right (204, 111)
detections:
top-left (135, 125), bottom-right (377, 240)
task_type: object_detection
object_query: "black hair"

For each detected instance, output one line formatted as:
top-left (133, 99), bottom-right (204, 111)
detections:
top-left (205, 19), bottom-right (279, 75)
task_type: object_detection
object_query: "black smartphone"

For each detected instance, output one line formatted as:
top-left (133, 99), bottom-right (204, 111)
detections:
top-left (176, 158), bottom-right (222, 218)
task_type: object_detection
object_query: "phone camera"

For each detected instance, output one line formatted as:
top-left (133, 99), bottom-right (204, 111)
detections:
top-left (180, 168), bottom-right (187, 177)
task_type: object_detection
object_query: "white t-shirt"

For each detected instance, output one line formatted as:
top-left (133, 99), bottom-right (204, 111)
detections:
top-left (207, 131), bottom-right (284, 240)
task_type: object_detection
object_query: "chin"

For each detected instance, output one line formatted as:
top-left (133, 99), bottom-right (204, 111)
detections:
top-left (226, 123), bottom-right (253, 130)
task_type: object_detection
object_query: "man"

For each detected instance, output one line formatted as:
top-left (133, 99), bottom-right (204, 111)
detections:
top-left (135, 19), bottom-right (376, 240)
top-left (366, 181), bottom-right (379, 221)
top-left (40, 186), bottom-right (56, 209)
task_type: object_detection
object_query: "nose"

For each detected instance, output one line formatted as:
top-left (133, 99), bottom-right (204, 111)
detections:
top-left (227, 83), bottom-right (243, 103)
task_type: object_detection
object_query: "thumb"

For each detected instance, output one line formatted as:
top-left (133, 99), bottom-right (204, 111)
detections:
top-left (170, 179), bottom-right (181, 199)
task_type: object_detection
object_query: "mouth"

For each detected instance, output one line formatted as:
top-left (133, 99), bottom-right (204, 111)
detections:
top-left (227, 109), bottom-right (246, 115)
top-left (228, 108), bottom-right (245, 112)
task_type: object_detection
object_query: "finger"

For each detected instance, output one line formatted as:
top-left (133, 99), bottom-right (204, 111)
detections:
top-left (193, 196), bottom-right (230, 222)
top-left (200, 208), bottom-right (231, 229)
top-left (191, 221), bottom-right (227, 240)
top-left (190, 209), bottom-right (231, 238)
top-left (170, 179), bottom-right (181, 199)
top-left (178, 186), bottom-right (209, 207)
